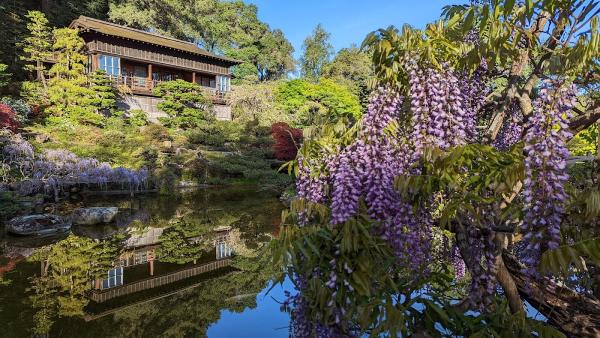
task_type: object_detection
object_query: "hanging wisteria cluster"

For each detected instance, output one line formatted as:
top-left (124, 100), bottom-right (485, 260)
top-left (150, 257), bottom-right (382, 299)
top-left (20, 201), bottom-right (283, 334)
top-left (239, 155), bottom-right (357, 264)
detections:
top-left (521, 81), bottom-right (576, 276)
top-left (325, 87), bottom-right (432, 268)
top-left (405, 59), bottom-right (471, 151)
top-left (1, 132), bottom-right (149, 197)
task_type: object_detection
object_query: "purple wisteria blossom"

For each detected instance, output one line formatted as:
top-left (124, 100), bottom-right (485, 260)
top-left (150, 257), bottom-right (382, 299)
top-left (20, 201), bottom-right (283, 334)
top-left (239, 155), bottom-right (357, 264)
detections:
top-left (521, 80), bottom-right (576, 275)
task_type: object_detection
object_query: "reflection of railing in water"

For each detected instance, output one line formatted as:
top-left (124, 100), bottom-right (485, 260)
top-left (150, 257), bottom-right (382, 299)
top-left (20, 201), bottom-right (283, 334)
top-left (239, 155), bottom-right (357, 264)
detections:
top-left (90, 258), bottom-right (232, 303)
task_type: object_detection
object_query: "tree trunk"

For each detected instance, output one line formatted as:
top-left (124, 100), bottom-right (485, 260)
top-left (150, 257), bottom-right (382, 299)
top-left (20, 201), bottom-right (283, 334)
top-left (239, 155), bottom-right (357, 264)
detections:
top-left (503, 251), bottom-right (600, 337)
top-left (495, 255), bottom-right (525, 314)
top-left (492, 232), bottom-right (525, 314)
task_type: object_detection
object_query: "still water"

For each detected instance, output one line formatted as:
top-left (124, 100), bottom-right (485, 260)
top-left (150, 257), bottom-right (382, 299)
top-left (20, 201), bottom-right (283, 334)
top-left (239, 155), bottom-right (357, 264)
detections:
top-left (0, 186), bottom-right (291, 338)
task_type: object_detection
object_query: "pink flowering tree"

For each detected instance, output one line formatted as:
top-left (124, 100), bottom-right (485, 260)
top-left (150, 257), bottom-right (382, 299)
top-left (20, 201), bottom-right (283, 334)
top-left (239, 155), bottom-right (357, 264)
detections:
top-left (274, 1), bottom-right (600, 336)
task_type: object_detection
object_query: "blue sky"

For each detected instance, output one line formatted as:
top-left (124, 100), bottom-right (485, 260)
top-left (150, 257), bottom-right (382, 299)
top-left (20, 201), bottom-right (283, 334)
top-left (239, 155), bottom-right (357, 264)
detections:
top-left (245, 0), bottom-right (458, 59)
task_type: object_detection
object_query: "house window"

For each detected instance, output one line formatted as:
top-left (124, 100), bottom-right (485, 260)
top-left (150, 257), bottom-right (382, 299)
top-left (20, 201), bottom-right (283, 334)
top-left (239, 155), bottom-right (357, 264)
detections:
top-left (102, 267), bottom-right (123, 289)
top-left (98, 54), bottom-right (121, 76)
top-left (217, 75), bottom-right (230, 92)
top-left (216, 242), bottom-right (232, 259)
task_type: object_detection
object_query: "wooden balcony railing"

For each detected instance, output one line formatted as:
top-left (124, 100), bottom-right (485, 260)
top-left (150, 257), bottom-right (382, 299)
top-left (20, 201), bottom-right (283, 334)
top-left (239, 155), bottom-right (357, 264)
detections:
top-left (105, 75), bottom-right (227, 103)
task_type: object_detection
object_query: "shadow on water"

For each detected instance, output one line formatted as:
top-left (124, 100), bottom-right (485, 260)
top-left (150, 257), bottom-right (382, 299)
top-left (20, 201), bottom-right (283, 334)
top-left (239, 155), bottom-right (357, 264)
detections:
top-left (0, 186), bottom-right (289, 338)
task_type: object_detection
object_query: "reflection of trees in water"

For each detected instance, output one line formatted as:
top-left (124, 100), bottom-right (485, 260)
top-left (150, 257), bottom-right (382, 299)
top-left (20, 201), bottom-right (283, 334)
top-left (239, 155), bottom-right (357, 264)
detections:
top-left (27, 234), bottom-right (124, 335)
top-left (156, 222), bottom-right (216, 264)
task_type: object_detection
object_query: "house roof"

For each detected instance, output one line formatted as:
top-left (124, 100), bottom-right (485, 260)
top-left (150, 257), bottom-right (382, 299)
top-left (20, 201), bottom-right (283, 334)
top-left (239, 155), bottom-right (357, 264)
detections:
top-left (70, 16), bottom-right (241, 66)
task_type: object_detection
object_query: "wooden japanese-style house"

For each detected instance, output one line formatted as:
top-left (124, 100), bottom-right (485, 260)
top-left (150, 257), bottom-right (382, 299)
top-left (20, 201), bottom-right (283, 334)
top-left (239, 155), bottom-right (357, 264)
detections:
top-left (69, 16), bottom-right (241, 121)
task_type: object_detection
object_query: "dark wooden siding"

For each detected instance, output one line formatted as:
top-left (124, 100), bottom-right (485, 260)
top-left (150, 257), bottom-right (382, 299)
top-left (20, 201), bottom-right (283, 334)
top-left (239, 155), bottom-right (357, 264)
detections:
top-left (83, 32), bottom-right (232, 76)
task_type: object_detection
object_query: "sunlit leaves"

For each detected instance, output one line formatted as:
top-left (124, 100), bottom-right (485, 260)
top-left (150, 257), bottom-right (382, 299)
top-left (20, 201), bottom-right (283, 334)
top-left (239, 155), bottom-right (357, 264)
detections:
top-left (395, 144), bottom-right (524, 230)
top-left (540, 236), bottom-right (600, 275)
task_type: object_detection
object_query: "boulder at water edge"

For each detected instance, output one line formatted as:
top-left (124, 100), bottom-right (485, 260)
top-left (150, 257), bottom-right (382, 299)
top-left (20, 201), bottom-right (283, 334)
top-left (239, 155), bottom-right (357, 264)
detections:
top-left (6, 214), bottom-right (71, 236)
top-left (71, 207), bottom-right (119, 225)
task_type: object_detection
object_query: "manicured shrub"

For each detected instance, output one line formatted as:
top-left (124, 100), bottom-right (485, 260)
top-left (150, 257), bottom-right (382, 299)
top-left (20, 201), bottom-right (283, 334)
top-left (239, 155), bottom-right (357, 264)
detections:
top-left (153, 79), bottom-right (212, 129)
top-left (271, 122), bottom-right (302, 161)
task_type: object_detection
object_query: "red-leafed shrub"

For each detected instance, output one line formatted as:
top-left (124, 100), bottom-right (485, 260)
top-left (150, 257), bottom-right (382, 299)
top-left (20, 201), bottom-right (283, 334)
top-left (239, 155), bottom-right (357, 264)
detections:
top-left (271, 122), bottom-right (303, 161)
top-left (0, 103), bottom-right (19, 132)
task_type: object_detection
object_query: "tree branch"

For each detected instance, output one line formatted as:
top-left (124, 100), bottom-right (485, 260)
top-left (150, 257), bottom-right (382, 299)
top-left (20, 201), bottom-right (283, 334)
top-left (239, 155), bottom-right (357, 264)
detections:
top-left (503, 251), bottom-right (600, 337)
top-left (568, 103), bottom-right (600, 134)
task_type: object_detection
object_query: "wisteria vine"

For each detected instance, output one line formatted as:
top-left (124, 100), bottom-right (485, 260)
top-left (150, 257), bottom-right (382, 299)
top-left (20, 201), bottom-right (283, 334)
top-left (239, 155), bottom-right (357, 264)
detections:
top-left (1, 131), bottom-right (149, 198)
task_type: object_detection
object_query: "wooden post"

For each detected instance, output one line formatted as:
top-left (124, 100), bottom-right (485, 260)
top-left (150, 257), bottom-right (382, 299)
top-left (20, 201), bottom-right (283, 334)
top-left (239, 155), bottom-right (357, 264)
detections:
top-left (149, 259), bottom-right (154, 276)
top-left (192, 72), bottom-right (196, 84)
top-left (91, 54), bottom-right (98, 72)
top-left (147, 63), bottom-right (153, 90)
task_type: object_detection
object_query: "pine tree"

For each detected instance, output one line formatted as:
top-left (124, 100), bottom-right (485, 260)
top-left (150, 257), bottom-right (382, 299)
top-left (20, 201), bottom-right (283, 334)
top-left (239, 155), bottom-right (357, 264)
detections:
top-left (20, 11), bottom-right (53, 88)
top-left (47, 28), bottom-right (99, 125)
top-left (90, 69), bottom-right (117, 114)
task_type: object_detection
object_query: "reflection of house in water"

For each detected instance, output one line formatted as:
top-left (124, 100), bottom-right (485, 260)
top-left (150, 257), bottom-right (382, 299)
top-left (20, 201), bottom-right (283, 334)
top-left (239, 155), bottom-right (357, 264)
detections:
top-left (91, 226), bottom-right (233, 303)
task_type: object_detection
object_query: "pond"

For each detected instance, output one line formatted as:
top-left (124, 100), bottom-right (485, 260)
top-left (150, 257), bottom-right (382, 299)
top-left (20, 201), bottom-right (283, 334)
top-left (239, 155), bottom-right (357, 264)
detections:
top-left (0, 186), bottom-right (292, 338)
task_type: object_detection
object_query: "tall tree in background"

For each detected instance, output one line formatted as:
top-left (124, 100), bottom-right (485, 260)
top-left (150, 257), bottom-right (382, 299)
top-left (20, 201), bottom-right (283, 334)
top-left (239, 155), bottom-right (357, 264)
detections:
top-left (322, 45), bottom-right (373, 107)
top-left (300, 24), bottom-right (333, 81)
top-left (0, 0), bottom-right (32, 78)
top-left (107, 0), bottom-right (190, 40)
top-left (20, 11), bottom-right (53, 88)
top-left (256, 29), bottom-right (295, 81)
top-left (41, 0), bottom-right (109, 27)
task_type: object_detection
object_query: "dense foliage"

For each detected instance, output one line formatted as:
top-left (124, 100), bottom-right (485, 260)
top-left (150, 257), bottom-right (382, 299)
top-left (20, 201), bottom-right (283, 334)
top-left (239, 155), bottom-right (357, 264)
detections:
top-left (275, 79), bottom-right (362, 126)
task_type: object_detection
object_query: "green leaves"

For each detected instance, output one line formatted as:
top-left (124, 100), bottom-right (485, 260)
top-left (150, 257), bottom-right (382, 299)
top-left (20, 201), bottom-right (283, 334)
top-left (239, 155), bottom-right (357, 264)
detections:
top-left (275, 78), bottom-right (362, 127)
top-left (395, 144), bottom-right (524, 230)
top-left (540, 236), bottom-right (600, 275)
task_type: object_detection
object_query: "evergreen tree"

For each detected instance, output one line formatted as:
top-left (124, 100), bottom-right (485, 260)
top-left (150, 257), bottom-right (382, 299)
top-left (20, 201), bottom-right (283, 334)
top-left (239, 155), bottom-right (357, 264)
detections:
top-left (89, 69), bottom-right (117, 114)
top-left (300, 24), bottom-right (333, 81)
top-left (153, 79), bottom-right (212, 129)
top-left (0, 0), bottom-right (31, 78)
top-left (47, 28), bottom-right (99, 125)
top-left (20, 11), bottom-right (53, 88)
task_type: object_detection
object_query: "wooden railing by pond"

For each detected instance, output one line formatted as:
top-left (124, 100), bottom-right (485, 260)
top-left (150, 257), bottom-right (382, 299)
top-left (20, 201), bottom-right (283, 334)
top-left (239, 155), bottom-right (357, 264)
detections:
top-left (89, 258), bottom-right (232, 303)
top-left (106, 75), bottom-right (227, 103)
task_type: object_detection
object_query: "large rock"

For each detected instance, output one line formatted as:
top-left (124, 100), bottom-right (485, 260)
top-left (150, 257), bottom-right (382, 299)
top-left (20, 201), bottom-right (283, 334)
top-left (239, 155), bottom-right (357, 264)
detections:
top-left (71, 207), bottom-right (119, 225)
top-left (6, 214), bottom-right (71, 236)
